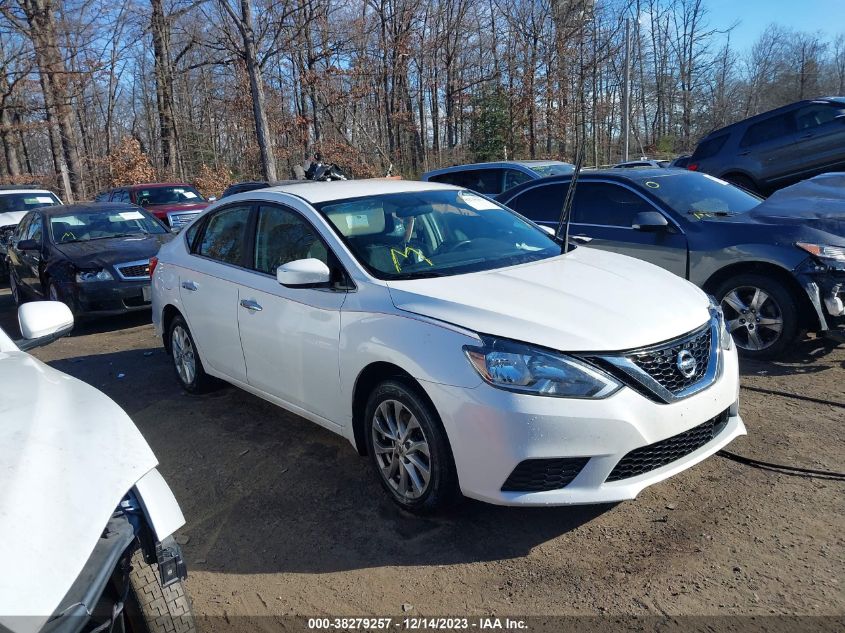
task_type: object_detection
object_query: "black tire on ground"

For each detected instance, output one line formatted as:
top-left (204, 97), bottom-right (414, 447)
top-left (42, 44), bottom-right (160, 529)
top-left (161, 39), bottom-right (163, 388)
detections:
top-left (9, 269), bottom-right (26, 305)
top-left (48, 280), bottom-right (76, 314)
top-left (364, 379), bottom-right (460, 514)
top-left (124, 547), bottom-right (196, 633)
top-left (168, 313), bottom-right (220, 393)
top-left (722, 173), bottom-right (760, 195)
top-left (714, 273), bottom-right (801, 360)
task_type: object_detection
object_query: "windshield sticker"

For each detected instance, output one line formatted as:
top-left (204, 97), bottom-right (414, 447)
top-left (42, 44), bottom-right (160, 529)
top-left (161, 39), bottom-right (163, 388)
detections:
top-left (459, 192), bottom-right (499, 211)
top-left (390, 246), bottom-right (433, 272)
top-left (644, 181), bottom-right (660, 189)
top-left (182, 191), bottom-right (198, 198)
top-left (118, 211), bottom-right (145, 220)
top-left (702, 174), bottom-right (729, 185)
top-left (346, 214), bottom-right (370, 230)
top-left (35, 196), bottom-right (55, 203)
top-left (22, 198), bottom-right (38, 204)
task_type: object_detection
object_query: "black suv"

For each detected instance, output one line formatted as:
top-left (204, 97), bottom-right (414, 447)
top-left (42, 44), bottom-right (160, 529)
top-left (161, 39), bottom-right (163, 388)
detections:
top-left (688, 97), bottom-right (845, 194)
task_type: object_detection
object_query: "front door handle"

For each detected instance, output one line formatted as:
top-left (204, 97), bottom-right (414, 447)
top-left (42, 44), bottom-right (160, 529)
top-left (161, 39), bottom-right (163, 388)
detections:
top-left (181, 280), bottom-right (198, 291)
top-left (239, 299), bottom-right (263, 312)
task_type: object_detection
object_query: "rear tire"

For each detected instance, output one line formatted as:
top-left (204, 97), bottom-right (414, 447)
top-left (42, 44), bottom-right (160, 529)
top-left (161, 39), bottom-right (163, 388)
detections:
top-left (714, 273), bottom-right (800, 360)
top-left (364, 379), bottom-right (459, 514)
top-left (168, 314), bottom-right (220, 393)
top-left (723, 173), bottom-right (760, 195)
top-left (124, 548), bottom-right (196, 633)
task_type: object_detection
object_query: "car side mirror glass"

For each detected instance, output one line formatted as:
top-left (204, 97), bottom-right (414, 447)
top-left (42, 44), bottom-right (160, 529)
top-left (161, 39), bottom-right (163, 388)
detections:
top-left (277, 258), bottom-right (331, 287)
top-left (538, 224), bottom-right (556, 236)
top-left (16, 238), bottom-right (38, 251)
top-left (16, 301), bottom-right (74, 351)
top-left (632, 211), bottom-right (669, 232)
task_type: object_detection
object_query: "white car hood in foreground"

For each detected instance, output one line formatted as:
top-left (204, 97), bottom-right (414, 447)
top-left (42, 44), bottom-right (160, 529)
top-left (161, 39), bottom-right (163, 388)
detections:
top-left (0, 348), bottom-right (157, 630)
top-left (0, 210), bottom-right (28, 227)
top-left (387, 247), bottom-right (710, 351)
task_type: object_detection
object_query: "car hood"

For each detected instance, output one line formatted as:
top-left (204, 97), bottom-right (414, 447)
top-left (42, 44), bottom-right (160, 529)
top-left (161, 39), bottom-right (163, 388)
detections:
top-left (0, 210), bottom-right (28, 227)
top-left (0, 350), bottom-right (157, 630)
top-left (386, 247), bottom-right (710, 352)
top-left (54, 233), bottom-right (172, 269)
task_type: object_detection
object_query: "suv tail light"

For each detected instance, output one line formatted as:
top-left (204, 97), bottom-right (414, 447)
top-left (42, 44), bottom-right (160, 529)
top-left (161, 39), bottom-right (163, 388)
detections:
top-left (149, 256), bottom-right (159, 278)
top-left (687, 162), bottom-right (699, 171)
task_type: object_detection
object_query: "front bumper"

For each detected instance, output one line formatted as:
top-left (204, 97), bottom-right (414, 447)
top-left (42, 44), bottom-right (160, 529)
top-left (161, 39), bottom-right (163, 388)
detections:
top-left (796, 267), bottom-right (845, 332)
top-left (422, 344), bottom-right (744, 506)
top-left (57, 279), bottom-right (152, 316)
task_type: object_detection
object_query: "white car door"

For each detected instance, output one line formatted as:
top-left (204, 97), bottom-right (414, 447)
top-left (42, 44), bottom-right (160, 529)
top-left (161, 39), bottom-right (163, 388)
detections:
top-left (179, 203), bottom-right (252, 383)
top-left (237, 203), bottom-right (348, 426)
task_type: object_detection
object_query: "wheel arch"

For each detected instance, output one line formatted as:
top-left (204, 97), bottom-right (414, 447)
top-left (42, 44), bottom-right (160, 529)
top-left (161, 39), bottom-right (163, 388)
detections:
top-left (161, 304), bottom-right (183, 353)
top-left (350, 361), bottom-right (439, 456)
top-left (703, 261), bottom-right (819, 330)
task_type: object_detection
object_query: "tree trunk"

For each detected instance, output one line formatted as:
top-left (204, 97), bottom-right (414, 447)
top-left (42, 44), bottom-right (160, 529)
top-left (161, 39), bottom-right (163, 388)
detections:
top-left (150, 0), bottom-right (179, 178)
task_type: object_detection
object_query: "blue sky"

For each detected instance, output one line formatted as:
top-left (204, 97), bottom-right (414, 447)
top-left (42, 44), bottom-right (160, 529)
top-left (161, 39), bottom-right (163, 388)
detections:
top-left (705, 0), bottom-right (842, 52)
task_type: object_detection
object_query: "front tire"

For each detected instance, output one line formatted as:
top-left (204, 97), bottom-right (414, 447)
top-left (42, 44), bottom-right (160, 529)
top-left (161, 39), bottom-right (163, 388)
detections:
top-left (715, 273), bottom-right (800, 360)
top-left (364, 379), bottom-right (459, 514)
top-left (9, 269), bottom-right (25, 305)
top-left (168, 314), bottom-right (219, 393)
top-left (124, 548), bottom-right (196, 633)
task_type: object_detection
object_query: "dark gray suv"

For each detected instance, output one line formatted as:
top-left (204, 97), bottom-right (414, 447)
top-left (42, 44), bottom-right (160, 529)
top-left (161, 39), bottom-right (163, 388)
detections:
top-left (498, 169), bottom-right (845, 359)
top-left (688, 97), bottom-right (845, 194)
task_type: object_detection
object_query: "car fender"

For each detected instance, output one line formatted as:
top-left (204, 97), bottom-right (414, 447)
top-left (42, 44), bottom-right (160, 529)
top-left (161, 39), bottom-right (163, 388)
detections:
top-left (133, 468), bottom-right (186, 542)
top-left (688, 243), bottom-right (806, 289)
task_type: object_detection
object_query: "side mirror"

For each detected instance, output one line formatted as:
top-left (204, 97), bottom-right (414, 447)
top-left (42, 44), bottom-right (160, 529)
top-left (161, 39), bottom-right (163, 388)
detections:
top-left (207, 196), bottom-right (217, 203)
top-left (538, 224), bottom-right (556, 236)
top-left (16, 301), bottom-right (74, 351)
top-left (16, 239), bottom-right (38, 251)
top-left (277, 258), bottom-right (331, 287)
top-left (632, 211), bottom-right (669, 232)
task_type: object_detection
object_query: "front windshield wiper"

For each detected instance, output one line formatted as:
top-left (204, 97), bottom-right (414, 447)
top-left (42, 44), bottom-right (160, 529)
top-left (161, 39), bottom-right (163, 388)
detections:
top-left (686, 210), bottom-right (734, 217)
top-left (388, 270), bottom-right (449, 280)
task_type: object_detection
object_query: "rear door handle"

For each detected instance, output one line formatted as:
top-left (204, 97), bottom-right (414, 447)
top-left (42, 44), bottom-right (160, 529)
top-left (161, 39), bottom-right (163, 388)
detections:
top-left (239, 299), bottom-right (263, 311)
top-left (181, 280), bottom-right (198, 291)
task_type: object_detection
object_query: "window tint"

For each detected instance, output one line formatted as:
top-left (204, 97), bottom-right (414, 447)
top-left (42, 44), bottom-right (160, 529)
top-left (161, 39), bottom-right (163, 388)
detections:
top-left (196, 205), bottom-right (250, 265)
top-left (572, 183), bottom-right (654, 226)
top-left (253, 205), bottom-right (328, 275)
top-left (503, 169), bottom-right (533, 191)
top-left (692, 134), bottom-right (728, 159)
top-left (26, 214), bottom-right (43, 241)
top-left (740, 113), bottom-right (795, 147)
top-left (505, 184), bottom-right (567, 223)
top-left (428, 173), bottom-right (458, 186)
top-left (795, 104), bottom-right (840, 130)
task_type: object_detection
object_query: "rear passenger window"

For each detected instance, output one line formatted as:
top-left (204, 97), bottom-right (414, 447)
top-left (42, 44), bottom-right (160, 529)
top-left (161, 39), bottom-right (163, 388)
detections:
top-left (253, 205), bottom-right (328, 275)
top-left (740, 114), bottom-right (795, 147)
top-left (572, 183), bottom-right (654, 227)
top-left (503, 169), bottom-right (533, 191)
top-left (794, 104), bottom-right (840, 130)
top-left (692, 134), bottom-right (728, 160)
top-left (505, 184), bottom-right (567, 223)
top-left (196, 205), bottom-right (250, 265)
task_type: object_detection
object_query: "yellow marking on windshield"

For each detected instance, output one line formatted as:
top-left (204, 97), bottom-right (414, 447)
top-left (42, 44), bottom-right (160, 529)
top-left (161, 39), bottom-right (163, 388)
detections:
top-left (390, 246), bottom-right (433, 272)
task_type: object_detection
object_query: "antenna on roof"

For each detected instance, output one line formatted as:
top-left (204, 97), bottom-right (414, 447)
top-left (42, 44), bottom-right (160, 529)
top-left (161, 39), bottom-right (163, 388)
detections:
top-left (554, 140), bottom-right (585, 254)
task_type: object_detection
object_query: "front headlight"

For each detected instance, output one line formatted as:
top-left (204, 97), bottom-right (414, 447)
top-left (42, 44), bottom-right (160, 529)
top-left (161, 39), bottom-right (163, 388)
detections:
top-left (463, 337), bottom-right (621, 398)
top-left (76, 268), bottom-right (114, 282)
top-left (796, 242), bottom-right (845, 263)
top-left (709, 296), bottom-right (733, 351)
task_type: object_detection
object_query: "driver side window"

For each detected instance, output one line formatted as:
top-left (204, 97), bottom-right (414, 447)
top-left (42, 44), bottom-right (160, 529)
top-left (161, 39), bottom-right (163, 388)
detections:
top-left (26, 214), bottom-right (43, 242)
top-left (253, 205), bottom-right (328, 275)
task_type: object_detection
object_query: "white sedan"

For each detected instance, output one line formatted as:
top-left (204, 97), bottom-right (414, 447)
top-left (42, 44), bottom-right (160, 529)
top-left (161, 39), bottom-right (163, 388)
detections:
top-left (152, 180), bottom-right (745, 513)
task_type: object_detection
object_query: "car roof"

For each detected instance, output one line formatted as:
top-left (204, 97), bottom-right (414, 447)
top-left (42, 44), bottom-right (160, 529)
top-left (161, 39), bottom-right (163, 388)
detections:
top-left (32, 201), bottom-right (143, 216)
top-left (0, 188), bottom-right (55, 195)
top-left (497, 168), bottom-right (698, 198)
top-left (259, 178), bottom-right (459, 204)
top-left (422, 160), bottom-right (571, 176)
top-left (699, 96), bottom-right (845, 140)
top-left (122, 182), bottom-right (196, 190)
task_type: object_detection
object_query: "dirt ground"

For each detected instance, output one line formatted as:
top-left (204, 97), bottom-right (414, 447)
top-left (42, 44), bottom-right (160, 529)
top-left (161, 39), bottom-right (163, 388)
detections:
top-left (2, 286), bottom-right (843, 629)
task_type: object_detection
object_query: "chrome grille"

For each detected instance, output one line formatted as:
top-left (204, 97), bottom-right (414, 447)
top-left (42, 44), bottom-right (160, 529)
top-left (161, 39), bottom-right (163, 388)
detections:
top-left (628, 326), bottom-right (711, 394)
top-left (116, 260), bottom-right (151, 280)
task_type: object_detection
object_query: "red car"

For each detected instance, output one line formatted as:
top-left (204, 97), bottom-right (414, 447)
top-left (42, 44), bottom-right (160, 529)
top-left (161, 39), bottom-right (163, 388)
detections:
top-left (95, 183), bottom-right (211, 229)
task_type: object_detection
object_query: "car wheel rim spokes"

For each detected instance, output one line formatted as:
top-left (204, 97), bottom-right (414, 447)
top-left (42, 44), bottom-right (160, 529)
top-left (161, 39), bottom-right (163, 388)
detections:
top-left (721, 286), bottom-right (783, 351)
top-left (171, 326), bottom-right (196, 385)
top-left (371, 399), bottom-right (431, 500)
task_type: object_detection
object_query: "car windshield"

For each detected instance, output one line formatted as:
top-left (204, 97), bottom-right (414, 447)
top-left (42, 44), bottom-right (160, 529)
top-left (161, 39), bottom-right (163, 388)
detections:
top-left (639, 172), bottom-right (762, 216)
top-left (136, 186), bottom-right (204, 205)
top-left (528, 163), bottom-right (574, 177)
top-left (49, 209), bottom-right (167, 243)
top-left (316, 189), bottom-right (563, 280)
top-left (0, 192), bottom-right (61, 213)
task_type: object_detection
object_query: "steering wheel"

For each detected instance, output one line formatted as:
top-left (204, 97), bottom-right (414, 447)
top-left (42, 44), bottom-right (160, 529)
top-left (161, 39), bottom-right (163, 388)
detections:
top-left (437, 239), bottom-right (473, 254)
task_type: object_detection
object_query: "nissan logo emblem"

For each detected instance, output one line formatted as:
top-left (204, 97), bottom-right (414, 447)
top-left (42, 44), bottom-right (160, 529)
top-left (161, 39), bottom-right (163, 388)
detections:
top-left (676, 350), bottom-right (697, 378)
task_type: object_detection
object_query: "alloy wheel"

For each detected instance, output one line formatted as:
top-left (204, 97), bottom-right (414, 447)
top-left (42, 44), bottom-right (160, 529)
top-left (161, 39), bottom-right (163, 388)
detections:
top-left (9, 272), bottom-right (19, 304)
top-left (171, 325), bottom-right (197, 386)
top-left (721, 285), bottom-right (784, 352)
top-left (371, 399), bottom-right (432, 501)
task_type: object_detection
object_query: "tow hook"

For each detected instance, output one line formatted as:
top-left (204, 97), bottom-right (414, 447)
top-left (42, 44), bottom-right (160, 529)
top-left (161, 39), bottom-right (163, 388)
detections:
top-left (156, 537), bottom-right (187, 588)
